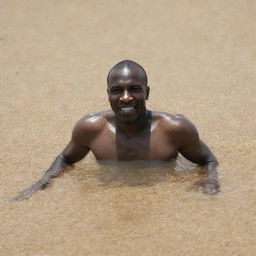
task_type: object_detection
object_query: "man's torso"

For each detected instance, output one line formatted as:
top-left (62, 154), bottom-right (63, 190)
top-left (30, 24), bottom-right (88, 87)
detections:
top-left (80, 110), bottom-right (185, 161)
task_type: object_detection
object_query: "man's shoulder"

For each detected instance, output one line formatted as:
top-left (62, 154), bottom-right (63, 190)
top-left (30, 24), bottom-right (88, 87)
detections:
top-left (152, 111), bottom-right (199, 146)
top-left (152, 111), bottom-right (194, 132)
top-left (72, 110), bottom-right (114, 138)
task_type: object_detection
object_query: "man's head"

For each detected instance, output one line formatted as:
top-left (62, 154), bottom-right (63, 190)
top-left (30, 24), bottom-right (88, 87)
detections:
top-left (107, 60), bottom-right (150, 124)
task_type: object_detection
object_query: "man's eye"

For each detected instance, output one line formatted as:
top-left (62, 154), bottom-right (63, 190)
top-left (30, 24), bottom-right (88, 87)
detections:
top-left (129, 87), bottom-right (142, 92)
top-left (111, 88), bottom-right (123, 94)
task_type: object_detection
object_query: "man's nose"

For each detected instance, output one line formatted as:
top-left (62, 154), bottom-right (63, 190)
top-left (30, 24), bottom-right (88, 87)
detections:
top-left (120, 90), bottom-right (133, 103)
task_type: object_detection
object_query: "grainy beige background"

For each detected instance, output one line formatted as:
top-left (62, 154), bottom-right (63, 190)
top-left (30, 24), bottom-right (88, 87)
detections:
top-left (1, 0), bottom-right (256, 255)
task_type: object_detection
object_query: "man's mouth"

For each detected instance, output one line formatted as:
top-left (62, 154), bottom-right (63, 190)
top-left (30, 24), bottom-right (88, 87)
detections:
top-left (119, 106), bottom-right (136, 113)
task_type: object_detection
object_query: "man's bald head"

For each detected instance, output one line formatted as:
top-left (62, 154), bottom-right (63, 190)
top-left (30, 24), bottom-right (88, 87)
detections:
top-left (107, 60), bottom-right (148, 87)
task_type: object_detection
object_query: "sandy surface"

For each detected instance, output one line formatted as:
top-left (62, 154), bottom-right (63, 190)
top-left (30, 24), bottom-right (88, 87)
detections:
top-left (1, 0), bottom-right (256, 255)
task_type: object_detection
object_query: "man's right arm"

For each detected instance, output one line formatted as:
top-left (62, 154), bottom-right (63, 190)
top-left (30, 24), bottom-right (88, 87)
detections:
top-left (11, 118), bottom-right (92, 201)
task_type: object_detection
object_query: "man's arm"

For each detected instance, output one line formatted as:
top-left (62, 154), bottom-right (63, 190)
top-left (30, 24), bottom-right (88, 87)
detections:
top-left (174, 116), bottom-right (220, 194)
top-left (11, 119), bottom-right (91, 201)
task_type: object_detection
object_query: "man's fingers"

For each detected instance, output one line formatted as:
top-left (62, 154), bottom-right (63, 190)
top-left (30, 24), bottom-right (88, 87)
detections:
top-left (194, 177), bottom-right (220, 195)
top-left (11, 188), bottom-right (35, 201)
top-left (10, 178), bottom-right (51, 202)
top-left (11, 193), bottom-right (30, 202)
top-left (201, 184), bottom-right (219, 195)
top-left (10, 184), bottom-right (41, 202)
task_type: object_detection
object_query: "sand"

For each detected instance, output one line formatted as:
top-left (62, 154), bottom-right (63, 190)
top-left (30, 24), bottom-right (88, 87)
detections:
top-left (1, 0), bottom-right (256, 255)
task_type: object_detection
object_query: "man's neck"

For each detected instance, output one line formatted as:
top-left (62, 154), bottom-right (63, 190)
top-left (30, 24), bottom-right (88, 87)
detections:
top-left (115, 109), bottom-right (151, 136)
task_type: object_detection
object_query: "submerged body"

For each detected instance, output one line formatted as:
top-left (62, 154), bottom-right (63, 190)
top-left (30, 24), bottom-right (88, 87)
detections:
top-left (12, 60), bottom-right (220, 201)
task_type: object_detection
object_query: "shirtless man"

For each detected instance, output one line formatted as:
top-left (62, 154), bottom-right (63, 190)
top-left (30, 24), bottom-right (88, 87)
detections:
top-left (12, 60), bottom-right (220, 201)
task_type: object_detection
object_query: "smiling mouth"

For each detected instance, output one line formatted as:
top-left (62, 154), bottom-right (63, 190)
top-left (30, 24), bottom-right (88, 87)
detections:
top-left (120, 106), bottom-right (136, 113)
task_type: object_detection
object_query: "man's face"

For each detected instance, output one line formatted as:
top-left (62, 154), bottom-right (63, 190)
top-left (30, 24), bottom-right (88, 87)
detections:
top-left (107, 67), bottom-right (149, 124)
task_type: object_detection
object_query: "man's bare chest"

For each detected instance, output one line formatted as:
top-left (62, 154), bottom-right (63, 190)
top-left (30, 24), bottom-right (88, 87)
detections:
top-left (88, 126), bottom-right (178, 161)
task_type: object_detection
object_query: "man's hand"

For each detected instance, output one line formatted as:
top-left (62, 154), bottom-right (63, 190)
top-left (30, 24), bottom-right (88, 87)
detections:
top-left (11, 179), bottom-right (49, 201)
top-left (11, 154), bottom-right (72, 202)
top-left (194, 176), bottom-right (220, 195)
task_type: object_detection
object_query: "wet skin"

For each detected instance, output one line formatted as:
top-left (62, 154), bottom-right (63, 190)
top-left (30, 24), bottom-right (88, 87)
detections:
top-left (12, 61), bottom-right (220, 201)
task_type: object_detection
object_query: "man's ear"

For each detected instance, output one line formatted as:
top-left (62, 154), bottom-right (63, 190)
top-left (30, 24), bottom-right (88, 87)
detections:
top-left (145, 86), bottom-right (150, 100)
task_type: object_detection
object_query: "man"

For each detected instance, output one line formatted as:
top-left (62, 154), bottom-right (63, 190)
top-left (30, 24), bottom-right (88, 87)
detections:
top-left (12, 60), bottom-right (220, 201)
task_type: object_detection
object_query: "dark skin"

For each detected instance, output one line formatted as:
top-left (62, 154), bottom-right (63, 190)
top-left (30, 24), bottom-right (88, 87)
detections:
top-left (12, 62), bottom-right (220, 201)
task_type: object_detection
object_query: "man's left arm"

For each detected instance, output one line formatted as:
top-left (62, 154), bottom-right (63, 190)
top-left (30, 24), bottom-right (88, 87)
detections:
top-left (177, 118), bottom-right (220, 194)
